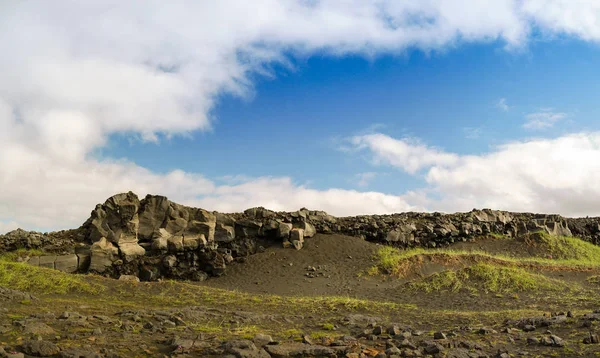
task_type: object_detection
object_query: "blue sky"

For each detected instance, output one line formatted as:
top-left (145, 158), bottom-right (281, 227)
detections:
top-left (4, 1), bottom-right (600, 231)
top-left (103, 38), bottom-right (600, 195)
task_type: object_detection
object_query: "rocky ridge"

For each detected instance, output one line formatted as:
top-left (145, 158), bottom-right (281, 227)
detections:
top-left (2, 191), bottom-right (600, 281)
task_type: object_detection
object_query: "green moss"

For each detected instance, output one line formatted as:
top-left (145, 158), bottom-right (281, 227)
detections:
top-left (527, 231), bottom-right (600, 262)
top-left (0, 261), bottom-right (103, 294)
top-left (371, 233), bottom-right (600, 277)
top-left (321, 323), bottom-right (335, 330)
top-left (0, 248), bottom-right (45, 262)
top-left (409, 263), bottom-right (569, 294)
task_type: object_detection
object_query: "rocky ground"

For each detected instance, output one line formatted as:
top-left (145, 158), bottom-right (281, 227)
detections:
top-left (2, 192), bottom-right (600, 357)
top-left (1, 233), bottom-right (600, 357)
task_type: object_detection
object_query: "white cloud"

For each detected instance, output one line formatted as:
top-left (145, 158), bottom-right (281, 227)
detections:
top-left (351, 132), bottom-right (600, 217)
top-left (523, 109), bottom-right (567, 129)
top-left (350, 134), bottom-right (459, 174)
top-left (496, 98), bottom-right (510, 111)
top-left (3, 1), bottom-right (600, 231)
top-left (355, 172), bottom-right (378, 187)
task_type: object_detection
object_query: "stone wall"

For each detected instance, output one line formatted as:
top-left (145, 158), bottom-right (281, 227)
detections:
top-left (2, 192), bottom-right (600, 281)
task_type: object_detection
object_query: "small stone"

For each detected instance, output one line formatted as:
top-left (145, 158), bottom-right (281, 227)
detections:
top-left (292, 240), bottom-right (303, 250)
top-left (424, 342), bottom-right (443, 354)
top-left (302, 335), bottom-right (314, 345)
top-left (549, 335), bottom-right (564, 347)
top-left (118, 274), bottom-right (140, 282)
top-left (372, 326), bottom-right (384, 335)
top-left (583, 333), bottom-right (600, 344)
top-left (253, 333), bottom-right (273, 347)
top-left (433, 331), bottom-right (447, 340)
top-left (387, 325), bottom-right (401, 336)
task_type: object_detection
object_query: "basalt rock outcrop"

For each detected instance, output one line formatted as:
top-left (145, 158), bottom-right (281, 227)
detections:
top-left (3, 191), bottom-right (600, 282)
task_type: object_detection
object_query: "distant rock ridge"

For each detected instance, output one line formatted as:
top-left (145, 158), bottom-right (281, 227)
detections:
top-left (1, 191), bottom-right (600, 281)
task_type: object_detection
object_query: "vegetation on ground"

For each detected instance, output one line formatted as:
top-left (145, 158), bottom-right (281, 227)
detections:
top-left (0, 261), bottom-right (103, 294)
top-left (0, 248), bottom-right (45, 262)
top-left (371, 232), bottom-right (600, 276)
top-left (408, 263), bottom-right (569, 293)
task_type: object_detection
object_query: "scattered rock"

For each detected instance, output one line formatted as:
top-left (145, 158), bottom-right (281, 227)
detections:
top-left (22, 340), bottom-right (60, 357)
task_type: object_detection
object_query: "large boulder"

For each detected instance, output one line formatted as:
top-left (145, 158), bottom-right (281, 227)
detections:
top-left (277, 222), bottom-right (293, 240)
top-left (295, 221), bottom-right (316, 238)
top-left (55, 254), bottom-right (79, 273)
top-left (235, 219), bottom-right (262, 238)
top-left (244, 207), bottom-right (276, 219)
top-left (386, 223), bottom-right (417, 244)
top-left (471, 209), bottom-right (513, 224)
top-left (85, 192), bottom-right (141, 244)
top-left (89, 237), bottom-right (119, 273)
top-left (215, 223), bottom-right (235, 243)
top-left (138, 195), bottom-right (171, 241)
top-left (118, 241), bottom-right (145, 262)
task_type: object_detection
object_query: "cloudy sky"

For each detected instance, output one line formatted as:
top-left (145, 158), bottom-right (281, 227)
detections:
top-left (3, 1), bottom-right (600, 232)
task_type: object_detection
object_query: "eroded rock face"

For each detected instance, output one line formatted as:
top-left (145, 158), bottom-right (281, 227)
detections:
top-left (5, 191), bottom-right (600, 282)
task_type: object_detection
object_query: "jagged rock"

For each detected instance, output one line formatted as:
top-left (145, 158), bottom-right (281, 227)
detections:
top-left (277, 223), bottom-right (293, 240)
top-left (167, 235), bottom-right (184, 253)
top-left (215, 223), bottom-right (235, 243)
top-left (163, 255), bottom-right (178, 268)
top-left (386, 224), bottom-right (416, 244)
top-left (290, 229), bottom-right (304, 243)
top-left (138, 195), bottom-right (170, 240)
top-left (85, 191), bottom-right (140, 244)
top-left (235, 219), bottom-right (263, 238)
top-left (183, 235), bottom-right (204, 250)
top-left (244, 207), bottom-right (276, 219)
top-left (13, 191), bottom-right (600, 284)
top-left (259, 219), bottom-right (280, 237)
top-left (292, 240), bottom-right (303, 250)
top-left (296, 221), bottom-right (316, 238)
top-left (89, 237), bottom-right (118, 273)
top-left (471, 209), bottom-right (513, 224)
top-left (118, 241), bottom-right (145, 262)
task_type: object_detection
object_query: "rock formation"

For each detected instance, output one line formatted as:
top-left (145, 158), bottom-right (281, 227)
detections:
top-left (2, 192), bottom-right (600, 281)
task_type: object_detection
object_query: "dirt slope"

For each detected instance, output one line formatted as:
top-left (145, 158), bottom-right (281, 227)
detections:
top-left (203, 233), bottom-right (406, 299)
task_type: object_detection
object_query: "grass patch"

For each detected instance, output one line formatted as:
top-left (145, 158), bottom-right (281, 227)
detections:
top-left (525, 231), bottom-right (600, 262)
top-left (587, 275), bottom-right (600, 285)
top-left (408, 263), bottom-right (569, 294)
top-left (0, 248), bottom-right (45, 262)
top-left (321, 323), bottom-right (335, 330)
top-left (0, 261), bottom-right (103, 294)
top-left (371, 233), bottom-right (600, 277)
